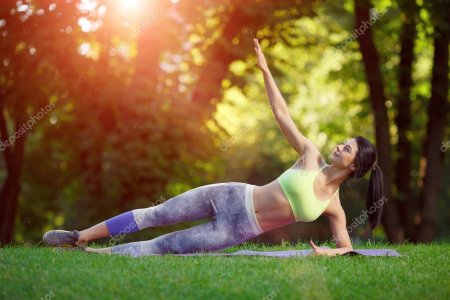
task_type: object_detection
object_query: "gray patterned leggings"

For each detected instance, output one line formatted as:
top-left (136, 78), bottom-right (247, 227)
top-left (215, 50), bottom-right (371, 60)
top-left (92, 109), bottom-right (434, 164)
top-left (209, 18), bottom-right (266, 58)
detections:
top-left (102, 182), bottom-right (264, 257)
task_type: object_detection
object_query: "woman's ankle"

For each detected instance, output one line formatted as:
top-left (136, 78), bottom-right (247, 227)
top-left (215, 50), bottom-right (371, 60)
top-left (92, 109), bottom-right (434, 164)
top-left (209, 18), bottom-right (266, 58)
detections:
top-left (76, 231), bottom-right (89, 244)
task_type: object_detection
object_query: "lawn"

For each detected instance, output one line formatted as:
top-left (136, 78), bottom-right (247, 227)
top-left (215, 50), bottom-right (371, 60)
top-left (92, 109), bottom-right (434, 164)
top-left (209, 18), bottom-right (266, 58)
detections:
top-left (1, 241), bottom-right (449, 300)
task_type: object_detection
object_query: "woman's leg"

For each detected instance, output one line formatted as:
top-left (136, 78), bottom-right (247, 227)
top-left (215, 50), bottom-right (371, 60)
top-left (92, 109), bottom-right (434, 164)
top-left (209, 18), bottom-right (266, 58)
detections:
top-left (86, 221), bottom-right (237, 257)
top-left (78, 223), bottom-right (109, 244)
top-left (86, 183), bottom-right (264, 257)
top-left (78, 183), bottom-right (229, 244)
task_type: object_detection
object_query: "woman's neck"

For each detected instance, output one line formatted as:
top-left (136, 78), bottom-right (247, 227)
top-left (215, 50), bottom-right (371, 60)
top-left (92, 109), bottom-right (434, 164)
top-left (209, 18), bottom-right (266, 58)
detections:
top-left (319, 163), bottom-right (349, 188)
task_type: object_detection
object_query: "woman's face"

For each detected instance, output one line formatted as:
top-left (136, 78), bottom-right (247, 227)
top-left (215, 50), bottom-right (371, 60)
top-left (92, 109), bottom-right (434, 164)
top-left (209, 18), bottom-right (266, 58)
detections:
top-left (329, 138), bottom-right (359, 171)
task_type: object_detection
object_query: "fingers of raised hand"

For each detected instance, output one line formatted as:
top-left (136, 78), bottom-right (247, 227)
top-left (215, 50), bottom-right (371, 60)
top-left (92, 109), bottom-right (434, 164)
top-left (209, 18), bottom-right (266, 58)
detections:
top-left (253, 38), bottom-right (260, 50)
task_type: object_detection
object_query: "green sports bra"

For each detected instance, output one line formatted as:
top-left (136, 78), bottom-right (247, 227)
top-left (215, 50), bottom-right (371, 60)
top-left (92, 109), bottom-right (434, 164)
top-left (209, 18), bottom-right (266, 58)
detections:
top-left (276, 164), bottom-right (339, 222)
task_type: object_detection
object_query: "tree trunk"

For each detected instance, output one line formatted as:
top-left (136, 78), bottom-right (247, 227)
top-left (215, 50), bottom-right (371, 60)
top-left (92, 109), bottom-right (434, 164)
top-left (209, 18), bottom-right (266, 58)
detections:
top-left (0, 113), bottom-right (27, 245)
top-left (0, 173), bottom-right (21, 245)
top-left (394, 0), bottom-right (418, 242)
top-left (415, 24), bottom-right (449, 243)
top-left (354, 0), bottom-right (402, 242)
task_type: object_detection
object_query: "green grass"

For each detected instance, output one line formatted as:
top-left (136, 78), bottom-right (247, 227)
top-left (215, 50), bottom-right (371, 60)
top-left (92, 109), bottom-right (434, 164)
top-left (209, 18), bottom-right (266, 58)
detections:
top-left (1, 241), bottom-right (449, 300)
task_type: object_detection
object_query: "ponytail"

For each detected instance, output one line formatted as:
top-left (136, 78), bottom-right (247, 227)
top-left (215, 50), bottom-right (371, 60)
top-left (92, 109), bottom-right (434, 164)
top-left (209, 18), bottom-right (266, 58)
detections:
top-left (367, 164), bottom-right (385, 230)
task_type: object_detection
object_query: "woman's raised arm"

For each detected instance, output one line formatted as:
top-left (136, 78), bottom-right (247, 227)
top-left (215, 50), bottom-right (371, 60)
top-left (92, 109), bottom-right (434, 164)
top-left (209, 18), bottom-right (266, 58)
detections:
top-left (254, 38), bottom-right (319, 156)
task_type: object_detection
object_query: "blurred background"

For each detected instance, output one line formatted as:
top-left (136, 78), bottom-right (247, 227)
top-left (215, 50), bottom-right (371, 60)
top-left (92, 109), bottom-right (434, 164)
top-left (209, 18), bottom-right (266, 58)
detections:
top-left (0, 0), bottom-right (448, 247)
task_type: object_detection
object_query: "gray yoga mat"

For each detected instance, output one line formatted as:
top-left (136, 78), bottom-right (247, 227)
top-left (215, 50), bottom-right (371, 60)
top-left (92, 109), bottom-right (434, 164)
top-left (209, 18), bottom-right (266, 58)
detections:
top-left (174, 246), bottom-right (401, 257)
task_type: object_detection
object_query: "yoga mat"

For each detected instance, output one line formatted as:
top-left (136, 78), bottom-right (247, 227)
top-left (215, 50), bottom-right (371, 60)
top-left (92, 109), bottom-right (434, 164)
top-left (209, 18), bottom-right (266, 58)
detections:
top-left (174, 246), bottom-right (401, 257)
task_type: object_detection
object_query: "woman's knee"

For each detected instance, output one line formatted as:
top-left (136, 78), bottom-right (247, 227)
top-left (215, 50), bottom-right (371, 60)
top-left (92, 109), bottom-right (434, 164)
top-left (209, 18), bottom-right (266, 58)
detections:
top-left (132, 206), bottom-right (163, 229)
top-left (111, 241), bottom-right (143, 257)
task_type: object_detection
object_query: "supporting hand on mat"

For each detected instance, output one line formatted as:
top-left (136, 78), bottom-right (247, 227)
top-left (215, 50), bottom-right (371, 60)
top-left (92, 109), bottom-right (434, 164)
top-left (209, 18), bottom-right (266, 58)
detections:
top-left (309, 239), bottom-right (355, 256)
top-left (308, 239), bottom-right (328, 256)
top-left (254, 38), bottom-right (269, 72)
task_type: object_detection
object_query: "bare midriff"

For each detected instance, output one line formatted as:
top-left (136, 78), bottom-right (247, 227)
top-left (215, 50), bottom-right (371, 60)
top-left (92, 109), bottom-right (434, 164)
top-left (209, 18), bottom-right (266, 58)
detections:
top-left (252, 179), bottom-right (297, 233)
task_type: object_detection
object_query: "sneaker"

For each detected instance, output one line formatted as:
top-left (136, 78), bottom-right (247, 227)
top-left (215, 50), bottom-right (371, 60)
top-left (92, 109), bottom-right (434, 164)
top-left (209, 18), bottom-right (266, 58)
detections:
top-left (43, 230), bottom-right (84, 247)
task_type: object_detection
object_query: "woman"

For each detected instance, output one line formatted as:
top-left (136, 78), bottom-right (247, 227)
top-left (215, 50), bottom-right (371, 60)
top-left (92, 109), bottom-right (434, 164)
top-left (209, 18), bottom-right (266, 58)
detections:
top-left (43, 38), bottom-right (385, 257)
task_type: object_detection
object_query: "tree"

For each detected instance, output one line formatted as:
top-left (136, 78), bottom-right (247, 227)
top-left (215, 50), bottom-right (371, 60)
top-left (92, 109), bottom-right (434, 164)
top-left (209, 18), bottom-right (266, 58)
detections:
top-left (415, 0), bottom-right (449, 242)
top-left (354, 0), bottom-right (449, 242)
top-left (0, 0), bottom-right (83, 244)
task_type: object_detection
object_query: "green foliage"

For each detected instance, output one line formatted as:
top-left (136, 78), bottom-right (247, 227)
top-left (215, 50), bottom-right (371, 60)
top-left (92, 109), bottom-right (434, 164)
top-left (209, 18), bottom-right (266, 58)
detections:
top-left (0, 0), bottom-right (448, 244)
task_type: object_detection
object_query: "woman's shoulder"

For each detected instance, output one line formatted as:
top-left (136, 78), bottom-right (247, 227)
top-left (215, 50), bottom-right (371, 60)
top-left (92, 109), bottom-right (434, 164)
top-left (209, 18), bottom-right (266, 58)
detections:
top-left (322, 192), bottom-right (342, 218)
top-left (298, 151), bottom-right (327, 170)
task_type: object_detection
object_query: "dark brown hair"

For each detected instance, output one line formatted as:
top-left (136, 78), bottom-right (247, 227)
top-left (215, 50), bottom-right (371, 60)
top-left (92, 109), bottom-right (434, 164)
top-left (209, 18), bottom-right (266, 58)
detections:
top-left (349, 136), bottom-right (385, 230)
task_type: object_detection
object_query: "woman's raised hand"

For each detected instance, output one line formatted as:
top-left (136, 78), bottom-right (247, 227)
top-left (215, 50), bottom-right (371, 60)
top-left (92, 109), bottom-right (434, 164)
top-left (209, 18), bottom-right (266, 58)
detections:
top-left (254, 38), bottom-right (269, 72)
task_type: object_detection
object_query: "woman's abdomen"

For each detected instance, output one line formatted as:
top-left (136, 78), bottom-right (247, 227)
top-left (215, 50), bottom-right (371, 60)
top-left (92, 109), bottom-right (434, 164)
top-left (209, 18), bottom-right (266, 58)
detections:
top-left (252, 179), bottom-right (297, 232)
